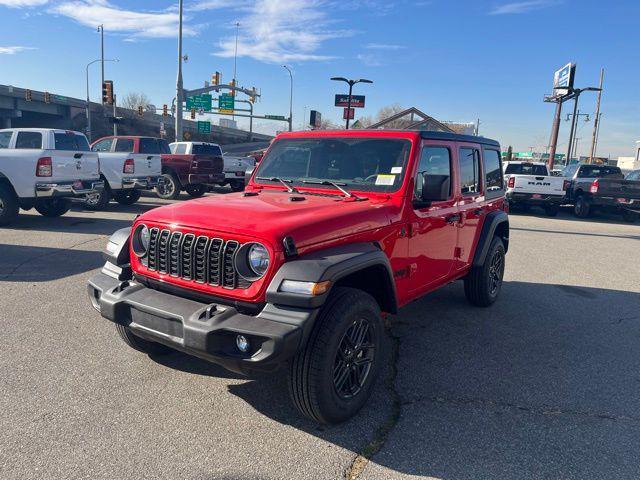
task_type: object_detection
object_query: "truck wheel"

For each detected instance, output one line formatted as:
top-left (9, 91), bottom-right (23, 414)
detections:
top-left (113, 189), bottom-right (141, 205)
top-left (115, 324), bottom-right (172, 355)
top-left (0, 183), bottom-right (20, 226)
top-left (544, 204), bottom-right (559, 217)
top-left (288, 287), bottom-right (384, 424)
top-left (622, 210), bottom-right (638, 223)
top-left (185, 184), bottom-right (207, 197)
top-left (229, 180), bottom-right (245, 192)
top-left (83, 186), bottom-right (111, 210)
top-left (156, 173), bottom-right (181, 200)
top-left (35, 198), bottom-right (71, 217)
top-left (464, 236), bottom-right (505, 307)
top-left (574, 195), bottom-right (591, 218)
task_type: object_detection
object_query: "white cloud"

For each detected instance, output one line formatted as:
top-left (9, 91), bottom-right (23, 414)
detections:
top-left (0, 0), bottom-right (48, 6)
top-left (489, 0), bottom-right (558, 15)
top-left (212, 0), bottom-right (353, 63)
top-left (0, 46), bottom-right (36, 54)
top-left (186, 0), bottom-right (247, 11)
top-left (52, 0), bottom-right (202, 39)
top-left (365, 43), bottom-right (405, 50)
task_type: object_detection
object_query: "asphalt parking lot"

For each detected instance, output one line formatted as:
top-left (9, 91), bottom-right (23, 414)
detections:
top-left (1, 195), bottom-right (639, 480)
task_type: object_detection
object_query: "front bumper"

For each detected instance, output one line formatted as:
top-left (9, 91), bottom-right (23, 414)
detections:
top-left (121, 175), bottom-right (163, 190)
top-left (187, 173), bottom-right (225, 185)
top-left (506, 191), bottom-right (565, 205)
top-left (87, 270), bottom-right (316, 374)
top-left (35, 179), bottom-right (105, 198)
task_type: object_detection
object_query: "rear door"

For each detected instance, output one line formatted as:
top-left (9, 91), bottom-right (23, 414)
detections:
top-left (135, 138), bottom-right (163, 176)
top-left (48, 131), bottom-right (99, 180)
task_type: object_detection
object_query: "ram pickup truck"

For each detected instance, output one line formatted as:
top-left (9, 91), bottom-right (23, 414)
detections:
top-left (503, 161), bottom-right (567, 216)
top-left (221, 153), bottom-right (256, 192)
top-left (87, 136), bottom-right (163, 209)
top-left (0, 128), bottom-right (103, 225)
top-left (159, 141), bottom-right (224, 199)
top-left (563, 164), bottom-right (640, 221)
top-left (88, 130), bottom-right (509, 424)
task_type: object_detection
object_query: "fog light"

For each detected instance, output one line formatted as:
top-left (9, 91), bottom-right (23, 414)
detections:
top-left (236, 335), bottom-right (250, 353)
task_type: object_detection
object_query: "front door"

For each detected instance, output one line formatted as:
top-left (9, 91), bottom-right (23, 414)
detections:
top-left (408, 144), bottom-right (458, 295)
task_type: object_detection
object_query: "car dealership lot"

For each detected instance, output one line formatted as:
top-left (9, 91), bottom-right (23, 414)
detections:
top-left (1, 198), bottom-right (639, 480)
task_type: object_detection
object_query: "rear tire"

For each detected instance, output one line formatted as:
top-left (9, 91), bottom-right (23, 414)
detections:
top-left (35, 198), bottom-right (71, 217)
top-left (115, 324), bottom-right (173, 355)
top-left (288, 287), bottom-right (385, 424)
top-left (113, 189), bottom-right (142, 205)
top-left (83, 185), bottom-right (111, 210)
top-left (544, 204), bottom-right (559, 217)
top-left (0, 183), bottom-right (20, 226)
top-left (574, 195), bottom-right (591, 218)
top-left (185, 184), bottom-right (207, 197)
top-left (464, 236), bottom-right (505, 307)
top-left (229, 180), bottom-right (245, 192)
top-left (156, 173), bottom-right (181, 200)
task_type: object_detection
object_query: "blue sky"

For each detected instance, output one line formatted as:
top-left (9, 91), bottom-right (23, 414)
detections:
top-left (0, 0), bottom-right (638, 157)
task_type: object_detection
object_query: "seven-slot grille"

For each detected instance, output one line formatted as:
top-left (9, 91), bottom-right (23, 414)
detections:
top-left (142, 227), bottom-right (246, 289)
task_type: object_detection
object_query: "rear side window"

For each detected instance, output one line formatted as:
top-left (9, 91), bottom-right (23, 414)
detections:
top-left (173, 143), bottom-right (187, 154)
top-left (114, 139), bottom-right (134, 153)
top-left (0, 131), bottom-right (12, 148)
top-left (627, 171), bottom-right (640, 181)
top-left (15, 132), bottom-right (42, 149)
top-left (158, 139), bottom-right (171, 154)
top-left (504, 163), bottom-right (547, 176)
top-left (414, 146), bottom-right (451, 200)
top-left (54, 133), bottom-right (90, 151)
top-left (577, 165), bottom-right (622, 178)
top-left (92, 138), bottom-right (113, 152)
top-left (483, 149), bottom-right (503, 193)
top-left (192, 144), bottom-right (222, 156)
top-left (139, 138), bottom-right (161, 154)
top-left (459, 147), bottom-right (481, 195)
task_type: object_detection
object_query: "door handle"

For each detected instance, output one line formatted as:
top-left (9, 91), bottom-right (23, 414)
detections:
top-left (147, 156), bottom-right (153, 160)
top-left (74, 153), bottom-right (83, 159)
top-left (445, 214), bottom-right (461, 224)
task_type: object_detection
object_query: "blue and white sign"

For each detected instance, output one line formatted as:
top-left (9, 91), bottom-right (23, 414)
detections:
top-left (553, 63), bottom-right (575, 97)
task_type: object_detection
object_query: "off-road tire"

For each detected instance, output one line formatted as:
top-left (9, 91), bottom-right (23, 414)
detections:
top-left (229, 180), bottom-right (245, 192)
top-left (113, 189), bottom-right (142, 205)
top-left (464, 236), bottom-right (505, 307)
top-left (0, 183), bottom-right (19, 226)
top-left (622, 210), bottom-right (638, 223)
top-left (35, 198), bottom-right (71, 217)
top-left (544, 204), bottom-right (559, 217)
top-left (156, 173), bottom-right (181, 200)
top-left (115, 324), bottom-right (173, 355)
top-left (83, 184), bottom-right (111, 210)
top-left (185, 184), bottom-right (207, 197)
top-left (574, 195), bottom-right (591, 218)
top-left (288, 287), bottom-right (385, 424)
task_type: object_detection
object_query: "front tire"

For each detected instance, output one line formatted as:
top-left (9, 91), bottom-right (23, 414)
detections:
top-left (185, 184), bottom-right (207, 197)
top-left (115, 324), bottom-right (173, 355)
top-left (464, 236), bottom-right (505, 307)
top-left (35, 198), bottom-right (71, 217)
top-left (0, 183), bottom-right (20, 226)
top-left (156, 173), bottom-right (181, 200)
top-left (289, 287), bottom-right (384, 424)
top-left (574, 195), bottom-right (591, 218)
top-left (113, 189), bottom-right (141, 205)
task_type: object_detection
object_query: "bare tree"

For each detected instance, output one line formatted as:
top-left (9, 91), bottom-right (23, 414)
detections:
top-left (121, 92), bottom-right (151, 111)
top-left (354, 103), bottom-right (406, 129)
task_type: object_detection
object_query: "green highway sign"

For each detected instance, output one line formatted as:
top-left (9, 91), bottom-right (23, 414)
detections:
top-left (218, 93), bottom-right (234, 113)
top-left (197, 121), bottom-right (211, 134)
top-left (186, 94), bottom-right (212, 111)
top-left (265, 114), bottom-right (286, 121)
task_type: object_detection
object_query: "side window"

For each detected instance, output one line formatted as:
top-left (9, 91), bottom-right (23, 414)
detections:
top-left (92, 138), bottom-right (113, 152)
top-left (483, 149), bottom-right (503, 193)
top-left (0, 131), bottom-right (12, 149)
top-left (15, 132), bottom-right (43, 149)
top-left (174, 143), bottom-right (187, 154)
top-left (139, 138), bottom-right (160, 154)
top-left (114, 139), bottom-right (134, 153)
top-left (414, 146), bottom-right (451, 201)
top-left (158, 139), bottom-right (172, 154)
top-left (459, 147), bottom-right (481, 195)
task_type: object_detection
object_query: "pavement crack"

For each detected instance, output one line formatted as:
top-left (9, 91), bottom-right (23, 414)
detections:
top-left (404, 395), bottom-right (640, 423)
top-left (344, 317), bottom-right (402, 480)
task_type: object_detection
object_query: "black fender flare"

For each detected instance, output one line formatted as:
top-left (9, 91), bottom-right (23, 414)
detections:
top-left (472, 211), bottom-right (509, 267)
top-left (266, 242), bottom-right (398, 312)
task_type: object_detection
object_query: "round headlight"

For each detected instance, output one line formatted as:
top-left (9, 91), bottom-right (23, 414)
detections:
top-left (235, 242), bottom-right (270, 280)
top-left (132, 224), bottom-right (150, 257)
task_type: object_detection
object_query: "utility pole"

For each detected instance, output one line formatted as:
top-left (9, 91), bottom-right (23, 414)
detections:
top-left (98, 25), bottom-right (104, 95)
top-left (113, 94), bottom-right (118, 136)
top-left (547, 101), bottom-right (563, 170)
top-left (566, 94), bottom-right (580, 163)
top-left (475, 118), bottom-right (480, 136)
top-left (175, 0), bottom-right (184, 142)
top-left (282, 65), bottom-right (293, 132)
top-left (232, 22), bottom-right (240, 122)
top-left (588, 68), bottom-right (604, 164)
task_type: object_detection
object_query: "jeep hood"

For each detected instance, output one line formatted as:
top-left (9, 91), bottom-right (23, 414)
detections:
top-left (138, 190), bottom-right (395, 251)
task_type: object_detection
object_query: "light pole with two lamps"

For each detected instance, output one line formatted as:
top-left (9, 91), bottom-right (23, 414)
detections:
top-left (330, 77), bottom-right (373, 129)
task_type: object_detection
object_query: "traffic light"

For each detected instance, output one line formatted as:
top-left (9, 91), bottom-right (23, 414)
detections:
top-left (249, 96), bottom-right (255, 103)
top-left (44, 91), bottom-right (50, 104)
top-left (190, 108), bottom-right (196, 119)
top-left (162, 104), bottom-right (168, 117)
top-left (137, 105), bottom-right (144, 116)
top-left (229, 79), bottom-right (235, 96)
top-left (102, 80), bottom-right (114, 105)
top-left (212, 71), bottom-right (220, 85)
top-left (25, 89), bottom-right (32, 102)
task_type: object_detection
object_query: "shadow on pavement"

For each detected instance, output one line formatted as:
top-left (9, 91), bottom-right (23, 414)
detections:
top-left (157, 280), bottom-right (640, 479)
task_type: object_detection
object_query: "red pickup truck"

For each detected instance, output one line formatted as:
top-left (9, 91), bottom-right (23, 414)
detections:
top-left (88, 130), bottom-right (509, 423)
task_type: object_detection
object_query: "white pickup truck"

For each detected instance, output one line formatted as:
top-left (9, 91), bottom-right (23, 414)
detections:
top-left (0, 128), bottom-right (103, 225)
top-left (86, 136), bottom-right (163, 209)
top-left (503, 161), bottom-right (567, 216)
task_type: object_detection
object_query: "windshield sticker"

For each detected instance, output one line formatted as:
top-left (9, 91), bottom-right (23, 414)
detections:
top-left (391, 166), bottom-right (402, 174)
top-left (375, 174), bottom-right (396, 186)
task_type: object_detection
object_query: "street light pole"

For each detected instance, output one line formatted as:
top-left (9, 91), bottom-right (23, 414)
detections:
top-left (175, 0), bottom-right (184, 142)
top-left (86, 58), bottom-right (117, 142)
top-left (588, 68), bottom-right (605, 163)
top-left (98, 25), bottom-right (104, 94)
top-left (330, 77), bottom-right (373, 129)
top-left (282, 65), bottom-right (293, 132)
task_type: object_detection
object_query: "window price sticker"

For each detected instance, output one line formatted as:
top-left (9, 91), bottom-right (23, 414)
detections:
top-left (375, 174), bottom-right (396, 186)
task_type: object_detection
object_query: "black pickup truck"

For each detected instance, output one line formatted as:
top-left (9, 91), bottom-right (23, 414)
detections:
top-left (563, 164), bottom-right (640, 222)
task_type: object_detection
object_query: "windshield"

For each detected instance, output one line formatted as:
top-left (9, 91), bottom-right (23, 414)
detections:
top-left (193, 144), bottom-right (222, 156)
top-left (577, 165), bottom-right (623, 178)
top-left (254, 137), bottom-right (412, 193)
top-left (504, 163), bottom-right (547, 175)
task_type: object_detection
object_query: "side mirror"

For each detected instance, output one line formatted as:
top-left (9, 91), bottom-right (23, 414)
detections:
top-left (420, 173), bottom-right (450, 203)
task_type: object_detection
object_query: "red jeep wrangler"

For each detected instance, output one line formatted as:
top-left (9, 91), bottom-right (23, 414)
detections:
top-left (88, 130), bottom-right (509, 424)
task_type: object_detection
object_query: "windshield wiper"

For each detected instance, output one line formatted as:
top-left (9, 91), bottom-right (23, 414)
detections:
top-left (255, 176), bottom-right (299, 194)
top-left (301, 180), bottom-right (365, 200)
